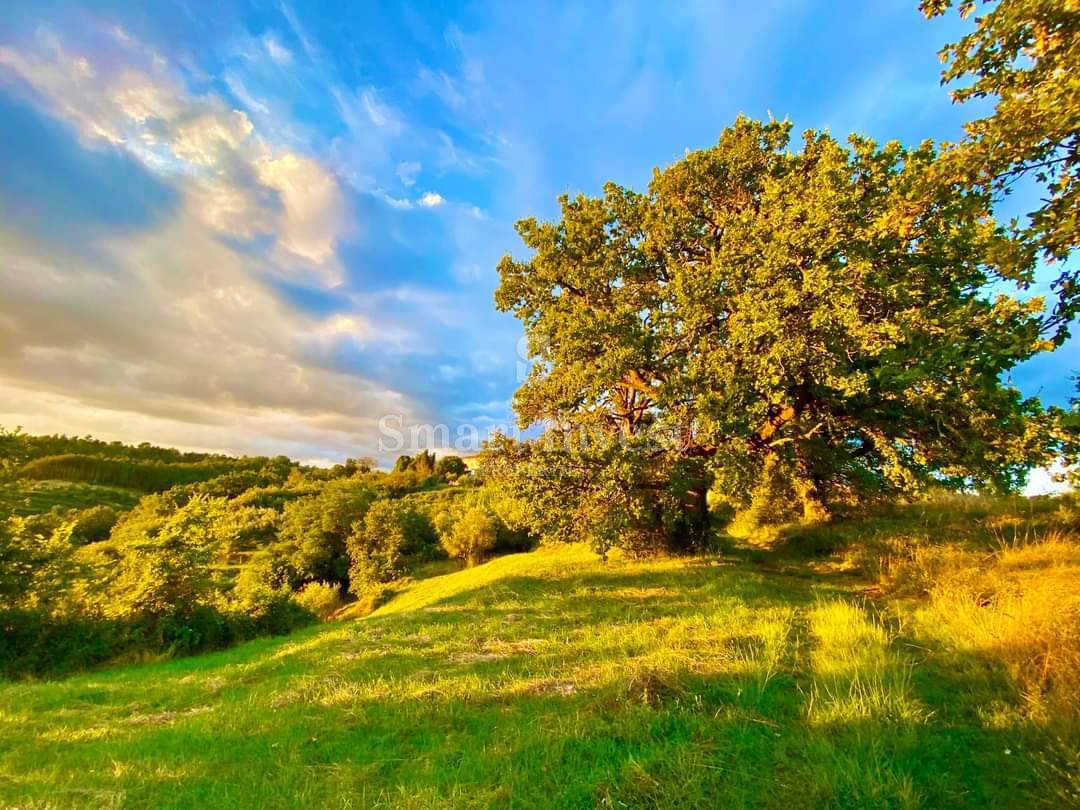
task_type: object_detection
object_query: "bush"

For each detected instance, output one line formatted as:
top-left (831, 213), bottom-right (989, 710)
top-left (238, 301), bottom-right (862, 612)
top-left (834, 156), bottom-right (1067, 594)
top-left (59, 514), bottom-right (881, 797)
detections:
top-left (441, 507), bottom-right (498, 566)
top-left (346, 499), bottom-right (436, 594)
top-left (277, 480), bottom-right (377, 585)
top-left (435, 455), bottom-right (468, 480)
top-left (65, 505), bottom-right (119, 545)
top-left (294, 581), bottom-right (344, 620)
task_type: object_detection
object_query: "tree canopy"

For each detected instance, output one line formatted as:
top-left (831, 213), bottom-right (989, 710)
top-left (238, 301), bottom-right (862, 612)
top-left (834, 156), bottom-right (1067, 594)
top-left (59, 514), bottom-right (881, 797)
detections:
top-left (488, 116), bottom-right (1058, 550)
top-left (923, 0), bottom-right (1079, 334)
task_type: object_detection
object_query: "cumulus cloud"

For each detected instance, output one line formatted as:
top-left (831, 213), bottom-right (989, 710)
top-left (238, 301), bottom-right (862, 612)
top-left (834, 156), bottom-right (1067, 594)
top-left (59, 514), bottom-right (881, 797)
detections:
top-left (0, 202), bottom-right (422, 460)
top-left (0, 28), bottom-right (348, 285)
top-left (418, 191), bottom-right (444, 208)
top-left (257, 153), bottom-right (346, 270)
top-left (0, 28), bottom-right (425, 461)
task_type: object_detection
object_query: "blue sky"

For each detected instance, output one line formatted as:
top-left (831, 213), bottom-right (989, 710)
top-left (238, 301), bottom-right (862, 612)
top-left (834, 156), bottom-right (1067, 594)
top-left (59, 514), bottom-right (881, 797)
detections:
top-left (0, 0), bottom-right (1072, 467)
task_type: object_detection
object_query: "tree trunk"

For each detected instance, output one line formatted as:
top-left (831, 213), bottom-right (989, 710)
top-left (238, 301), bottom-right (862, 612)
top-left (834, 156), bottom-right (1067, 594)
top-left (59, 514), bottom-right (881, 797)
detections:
top-left (673, 482), bottom-right (710, 551)
top-left (793, 444), bottom-right (829, 523)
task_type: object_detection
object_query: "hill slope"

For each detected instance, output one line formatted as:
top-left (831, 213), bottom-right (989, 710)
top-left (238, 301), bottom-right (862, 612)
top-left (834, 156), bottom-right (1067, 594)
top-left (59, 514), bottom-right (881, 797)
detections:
top-left (1, 540), bottom-right (1076, 808)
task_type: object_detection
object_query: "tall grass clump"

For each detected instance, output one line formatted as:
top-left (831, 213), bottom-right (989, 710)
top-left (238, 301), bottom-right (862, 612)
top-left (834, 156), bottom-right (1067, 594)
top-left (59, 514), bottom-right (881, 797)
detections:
top-left (806, 600), bottom-right (927, 726)
top-left (916, 527), bottom-right (1080, 723)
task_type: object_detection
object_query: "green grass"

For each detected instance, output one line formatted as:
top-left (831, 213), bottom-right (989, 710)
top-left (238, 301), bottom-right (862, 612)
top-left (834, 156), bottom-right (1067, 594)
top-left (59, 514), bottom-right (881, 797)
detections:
top-left (0, 479), bottom-right (141, 517)
top-left (3, 534), bottom-right (1076, 809)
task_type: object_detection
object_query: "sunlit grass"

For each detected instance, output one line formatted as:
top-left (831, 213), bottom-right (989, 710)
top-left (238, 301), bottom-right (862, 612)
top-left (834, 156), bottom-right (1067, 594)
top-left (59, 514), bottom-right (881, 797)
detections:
top-left (0, 479), bottom-right (140, 516)
top-left (2, 500), bottom-right (1079, 808)
top-left (806, 600), bottom-right (928, 726)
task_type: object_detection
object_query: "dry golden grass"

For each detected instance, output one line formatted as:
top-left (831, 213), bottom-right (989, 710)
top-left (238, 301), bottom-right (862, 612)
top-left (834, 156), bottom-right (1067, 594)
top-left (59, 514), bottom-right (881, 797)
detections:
top-left (831, 493), bottom-right (1080, 726)
top-left (916, 529), bottom-right (1080, 723)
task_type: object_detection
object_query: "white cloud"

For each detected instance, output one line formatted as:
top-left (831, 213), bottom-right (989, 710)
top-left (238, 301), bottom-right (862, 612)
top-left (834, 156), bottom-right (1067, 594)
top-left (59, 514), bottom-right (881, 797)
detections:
top-left (0, 37), bottom-right (180, 144)
top-left (262, 33), bottom-right (293, 66)
top-left (0, 29), bottom-right (423, 462)
top-left (0, 29), bottom-right (348, 283)
top-left (360, 87), bottom-right (403, 133)
top-left (188, 175), bottom-right (273, 239)
top-left (379, 192), bottom-right (413, 210)
top-left (170, 108), bottom-right (255, 165)
top-left (0, 206), bottom-right (422, 462)
top-left (396, 160), bottom-right (421, 187)
top-left (257, 153), bottom-right (346, 270)
top-left (418, 191), bottom-right (444, 208)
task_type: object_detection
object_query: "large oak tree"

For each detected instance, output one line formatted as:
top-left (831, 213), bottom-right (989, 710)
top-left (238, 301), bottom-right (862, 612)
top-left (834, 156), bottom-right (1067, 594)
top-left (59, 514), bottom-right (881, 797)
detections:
top-left (487, 118), bottom-right (1056, 551)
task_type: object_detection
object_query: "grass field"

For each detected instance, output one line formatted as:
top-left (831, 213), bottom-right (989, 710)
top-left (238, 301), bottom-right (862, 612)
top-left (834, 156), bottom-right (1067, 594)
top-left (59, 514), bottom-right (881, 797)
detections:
top-left (3, 503), bottom-right (1078, 809)
top-left (0, 479), bottom-right (141, 517)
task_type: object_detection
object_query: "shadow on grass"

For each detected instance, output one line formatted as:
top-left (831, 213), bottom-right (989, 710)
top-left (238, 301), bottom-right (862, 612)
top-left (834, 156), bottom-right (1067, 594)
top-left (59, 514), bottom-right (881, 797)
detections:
top-left (1, 547), bottom-right (1074, 809)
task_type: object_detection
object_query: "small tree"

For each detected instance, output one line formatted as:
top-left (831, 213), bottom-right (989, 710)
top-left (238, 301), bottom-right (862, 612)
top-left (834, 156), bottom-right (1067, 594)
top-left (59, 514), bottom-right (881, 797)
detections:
top-left (441, 507), bottom-right (498, 567)
top-left (435, 455), bottom-right (468, 480)
top-left (346, 499), bottom-right (436, 594)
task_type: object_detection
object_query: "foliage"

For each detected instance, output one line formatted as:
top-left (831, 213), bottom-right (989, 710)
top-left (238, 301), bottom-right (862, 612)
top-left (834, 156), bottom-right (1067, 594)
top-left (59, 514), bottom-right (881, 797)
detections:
top-left (16, 453), bottom-right (275, 493)
top-left (276, 480), bottom-right (377, 586)
top-left (416, 482), bottom-right (535, 557)
top-left (0, 479), bottom-right (140, 518)
top-left (922, 0), bottom-right (1080, 334)
top-left (1, 512), bottom-right (87, 617)
top-left (346, 499), bottom-right (437, 594)
top-left (0, 425), bottom-right (278, 468)
top-left (493, 116), bottom-right (1057, 552)
top-left (293, 581), bottom-right (345, 620)
top-left (481, 433), bottom-right (697, 557)
top-left (439, 506), bottom-right (498, 566)
top-left (1052, 377), bottom-right (1080, 486)
top-left (98, 495), bottom-right (224, 623)
top-left (330, 457), bottom-right (376, 477)
top-left (393, 450), bottom-right (437, 476)
top-left (434, 454), bottom-right (469, 480)
top-left (62, 504), bottom-right (120, 545)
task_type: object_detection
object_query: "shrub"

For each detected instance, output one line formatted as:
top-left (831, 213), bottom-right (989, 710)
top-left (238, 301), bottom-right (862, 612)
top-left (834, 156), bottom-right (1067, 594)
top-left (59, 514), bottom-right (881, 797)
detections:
top-left (346, 499), bottom-right (435, 594)
top-left (435, 455), bottom-right (468, 480)
top-left (65, 504), bottom-right (120, 544)
top-left (294, 581), bottom-right (344, 620)
top-left (229, 562), bottom-right (311, 635)
top-left (277, 480), bottom-right (377, 585)
top-left (441, 507), bottom-right (498, 566)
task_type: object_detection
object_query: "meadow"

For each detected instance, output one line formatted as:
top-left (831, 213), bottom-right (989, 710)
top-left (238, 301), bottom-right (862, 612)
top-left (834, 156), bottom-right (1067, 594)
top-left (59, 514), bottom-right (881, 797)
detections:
top-left (2, 495), bottom-right (1077, 809)
top-left (0, 480), bottom-right (140, 517)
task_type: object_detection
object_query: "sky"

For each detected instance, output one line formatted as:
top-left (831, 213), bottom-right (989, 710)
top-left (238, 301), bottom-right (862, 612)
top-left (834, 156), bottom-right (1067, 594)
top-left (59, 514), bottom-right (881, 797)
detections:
top-left (0, 0), bottom-right (1074, 470)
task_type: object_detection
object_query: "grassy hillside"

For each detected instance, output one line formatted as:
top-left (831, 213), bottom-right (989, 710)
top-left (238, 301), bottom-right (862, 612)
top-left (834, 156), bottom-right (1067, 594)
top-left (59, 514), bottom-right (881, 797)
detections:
top-left (0, 479), bottom-right (141, 517)
top-left (2, 504), bottom-right (1078, 808)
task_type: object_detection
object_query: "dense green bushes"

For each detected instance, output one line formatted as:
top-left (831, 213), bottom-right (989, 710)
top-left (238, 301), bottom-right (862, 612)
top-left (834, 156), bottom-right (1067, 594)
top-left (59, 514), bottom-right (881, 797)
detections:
top-left (439, 507), bottom-right (498, 566)
top-left (276, 480), bottom-right (377, 586)
top-left (1, 430), bottom-right (538, 678)
top-left (346, 499), bottom-right (438, 594)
